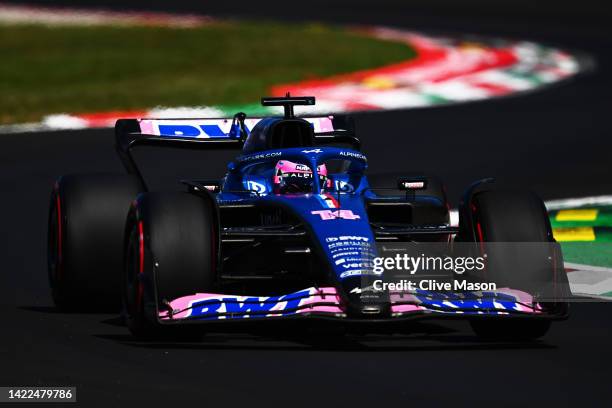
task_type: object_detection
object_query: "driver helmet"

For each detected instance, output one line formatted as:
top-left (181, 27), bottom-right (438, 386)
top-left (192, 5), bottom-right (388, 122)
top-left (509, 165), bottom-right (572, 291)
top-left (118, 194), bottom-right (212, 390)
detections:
top-left (273, 160), bottom-right (329, 194)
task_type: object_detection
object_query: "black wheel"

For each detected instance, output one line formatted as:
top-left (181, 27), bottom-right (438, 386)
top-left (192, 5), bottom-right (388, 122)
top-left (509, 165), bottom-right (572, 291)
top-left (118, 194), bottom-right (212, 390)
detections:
top-left (469, 190), bottom-right (552, 242)
top-left (48, 173), bottom-right (142, 311)
top-left (122, 192), bottom-right (219, 338)
top-left (462, 190), bottom-right (560, 340)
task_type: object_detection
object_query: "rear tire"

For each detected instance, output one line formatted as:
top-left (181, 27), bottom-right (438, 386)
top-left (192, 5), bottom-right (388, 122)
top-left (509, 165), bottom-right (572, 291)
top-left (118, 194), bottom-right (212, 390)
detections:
top-left (48, 174), bottom-right (142, 311)
top-left (122, 192), bottom-right (218, 339)
top-left (462, 190), bottom-right (560, 340)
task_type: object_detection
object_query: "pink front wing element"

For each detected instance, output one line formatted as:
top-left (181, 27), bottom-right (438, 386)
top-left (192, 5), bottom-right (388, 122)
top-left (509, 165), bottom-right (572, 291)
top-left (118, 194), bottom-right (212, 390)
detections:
top-left (159, 287), bottom-right (542, 320)
top-left (159, 285), bottom-right (543, 321)
top-left (390, 304), bottom-right (425, 314)
top-left (159, 287), bottom-right (345, 320)
top-left (389, 287), bottom-right (543, 316)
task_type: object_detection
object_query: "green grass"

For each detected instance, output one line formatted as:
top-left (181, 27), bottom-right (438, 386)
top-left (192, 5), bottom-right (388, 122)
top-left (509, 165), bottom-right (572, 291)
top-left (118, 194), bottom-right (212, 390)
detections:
top-left (0, 23), bottom-right (416, 124)
top-left (560, 242), bottom-right (612, 268)
top-left (549, 205), bottom-right (612, 268)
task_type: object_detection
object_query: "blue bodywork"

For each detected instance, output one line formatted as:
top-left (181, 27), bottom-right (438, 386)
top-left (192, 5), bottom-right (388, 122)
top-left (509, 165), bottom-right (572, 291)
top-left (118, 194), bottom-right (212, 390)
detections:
top-left (220, 146), bottom-right (378, 285)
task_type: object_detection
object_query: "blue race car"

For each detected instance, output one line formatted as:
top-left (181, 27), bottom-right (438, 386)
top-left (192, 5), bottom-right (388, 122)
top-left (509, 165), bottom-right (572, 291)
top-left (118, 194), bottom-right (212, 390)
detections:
top-left (48, 96), bottom-right (570, 340)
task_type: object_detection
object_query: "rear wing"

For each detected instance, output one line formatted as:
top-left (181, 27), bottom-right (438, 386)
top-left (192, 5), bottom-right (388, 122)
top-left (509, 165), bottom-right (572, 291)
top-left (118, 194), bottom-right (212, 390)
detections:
top-left (115, 115), bottom-right (358, 189)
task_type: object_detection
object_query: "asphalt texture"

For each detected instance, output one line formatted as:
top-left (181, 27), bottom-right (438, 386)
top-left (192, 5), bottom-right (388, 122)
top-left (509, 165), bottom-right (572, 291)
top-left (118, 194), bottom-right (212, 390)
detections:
top-left (1, 1), bottom-right (612, 406)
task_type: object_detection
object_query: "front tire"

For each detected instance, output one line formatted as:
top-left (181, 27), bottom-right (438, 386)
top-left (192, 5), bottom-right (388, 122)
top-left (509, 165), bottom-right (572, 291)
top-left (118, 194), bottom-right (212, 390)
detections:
top-left (122, 192), bottom-right (219, 338)
top-left (461, 189), bottom-right (562, 340)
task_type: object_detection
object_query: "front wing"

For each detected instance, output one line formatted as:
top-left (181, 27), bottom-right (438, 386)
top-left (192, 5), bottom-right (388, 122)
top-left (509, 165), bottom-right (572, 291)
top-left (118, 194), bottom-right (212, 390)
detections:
top-left (157, 287), bottom-right (564, 324)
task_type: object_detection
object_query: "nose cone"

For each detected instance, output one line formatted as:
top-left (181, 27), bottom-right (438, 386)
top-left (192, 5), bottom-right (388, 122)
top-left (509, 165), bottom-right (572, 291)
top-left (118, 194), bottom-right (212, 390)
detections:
top-left (340, 275), bottom-right (391, 318)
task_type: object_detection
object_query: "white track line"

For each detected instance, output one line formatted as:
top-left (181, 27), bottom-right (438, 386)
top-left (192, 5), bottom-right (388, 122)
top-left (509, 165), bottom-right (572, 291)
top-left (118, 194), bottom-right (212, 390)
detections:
top-left (565, 263), bottom-right (612, 273)
top-left (545, 196), bottom-right (612, 210)
top-left (0, 3), bottom-right (212, 28)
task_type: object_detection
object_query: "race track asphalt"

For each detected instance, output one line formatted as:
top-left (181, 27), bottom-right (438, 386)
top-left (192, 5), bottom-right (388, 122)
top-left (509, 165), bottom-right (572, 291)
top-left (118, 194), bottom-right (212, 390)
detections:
top-left (1, 1), bottom-right (611, 406)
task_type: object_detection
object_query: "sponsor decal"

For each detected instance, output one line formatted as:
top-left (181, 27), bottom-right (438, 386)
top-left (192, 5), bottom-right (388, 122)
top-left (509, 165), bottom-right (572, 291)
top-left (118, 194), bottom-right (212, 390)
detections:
top-left (335, 256), bottom-right (368, 266)
top-left (400, 180), bottom-right (426, 190)
top-left (157, 123), bottom-right (230, 138)
top-left (190, 291), bottom-right (307, 317)
top-left (338, 269), bottom-right (379, 279)
top-left (326, 235), bottom-right (370, 242)
top-left (334, 180), bottom-right (355, 193)
top-left (328, 243), bottom-right (371, 251)
top-left (326, 234), bottom-right (376, 279)
top-left (138, 119), bottom-right (258, 138)
top-left (239, 151), bottom-right (282, 163)
top-left (285, 172), bottom-right (313, 179)
top-left (341, 262), bottom-right (371, 269)
top-left (339, 270), bottom-right (368, 279)
top-left (413, 290), bottom-right (523, 312)
top-left (160, 287), bottom-right (346, 320)
top-left (294, 164), bottom-right (311, 171)
top-left (332, 251), bottom-right (361, 258)
top-left (139, 118), bottom-right (335, 139)
top-left (338, 151), bottom-right (367, 161)
top-left (302, 149), bottom-right (323, 154)
top-left (350, 285), bottom-right (376, 294)
top-left (312, 210), bottom-right (361, 220)
top-left (244, 180), bottom-right (267, 194)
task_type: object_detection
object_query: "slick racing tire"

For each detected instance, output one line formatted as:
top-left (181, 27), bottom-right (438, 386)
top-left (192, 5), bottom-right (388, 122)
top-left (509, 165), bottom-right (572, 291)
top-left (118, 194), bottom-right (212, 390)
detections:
top-left (122, 192), bottom-right (219, 339)
top-left (463, 190), bottom-right (561, 340)
top-left (48, 173), bottom-right (142, 311)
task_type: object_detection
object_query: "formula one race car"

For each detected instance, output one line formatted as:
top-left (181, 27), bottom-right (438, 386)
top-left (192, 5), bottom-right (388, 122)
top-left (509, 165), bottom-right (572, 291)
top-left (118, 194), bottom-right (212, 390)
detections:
top-left (48, 96), bottom-right (570, 340)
